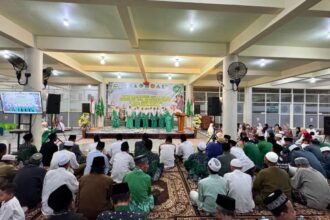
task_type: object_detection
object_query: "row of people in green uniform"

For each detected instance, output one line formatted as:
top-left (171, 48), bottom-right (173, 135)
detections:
top-left (112, 106), bottom-right (176, 132)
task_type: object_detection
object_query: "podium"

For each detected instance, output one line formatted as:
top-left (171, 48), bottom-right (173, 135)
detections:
top-left (175, 112), bottom-right (186, 133)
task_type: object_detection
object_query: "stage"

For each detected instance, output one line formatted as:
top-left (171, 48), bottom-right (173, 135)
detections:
top-left (85, 126), bottom-right (196, 139)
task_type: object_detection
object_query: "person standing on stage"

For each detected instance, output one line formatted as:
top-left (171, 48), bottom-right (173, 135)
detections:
top-left (112, 106), bottom-right (120, 128)
top-left (135, 107), bottom-right (141, 129)
top-left (150, 107), bottom-right (158, 128)
top-left (164, 108), bottom-right (172, 132)
top-left (141, 107), bottom-right (148, 129)
top-left (125, 106), bottom-right (134, 129)
top-left (159, 107), bottom-right (165, 129)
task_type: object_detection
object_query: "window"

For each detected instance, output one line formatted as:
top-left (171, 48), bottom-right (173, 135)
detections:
top-left (306, 94), bottom-right (317, 103)
top-left (237, 103), bottom-right (243, 114)
top-left (266, 103), bottom-right (279, 113)
top-left (193, 92), bottom-right (205, 102)
top-left (319, 104), bottom-right (330, 114)
top-left (281, 104), bottom-right (290, 114)
top-left (305, 104), bottom-right (317, 114)
top-left (293, 94), bottom-right (304, 102)
top-left (320, 95), bottom-right (330, 103)
top-left (266, 94), bottom-right (279, 102)
top-left (252, 94), bottom-right (265, 102)
top-left (293, 104), bottom-right (303, 114)
top-left (252, 103), bottom-right (265, 113)
top-left (281, 93), bottom-right (292, 102)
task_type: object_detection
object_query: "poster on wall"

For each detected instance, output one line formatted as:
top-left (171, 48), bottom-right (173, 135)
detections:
top-left (108, 82), bottom-right (184, 112)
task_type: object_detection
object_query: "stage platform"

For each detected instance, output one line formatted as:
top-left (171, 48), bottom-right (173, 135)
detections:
top-left (86, 126), bottom-right (195, 139)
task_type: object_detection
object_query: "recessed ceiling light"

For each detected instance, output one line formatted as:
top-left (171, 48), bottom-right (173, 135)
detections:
top-left (100, 56), bottom-right (106, 65)
top-left (117, 73), bottom-right (122, 79)
top-left (189, 23), bottom-right (194, 32)
top-left (174, 58), bottom-right (180, 67)
top-left (63, 18), bottom-right (69, 27)
top-left (2, 50), bottom-right (10, 59)
top-left (310, 77), bottom-right (316, 83)
top-left (168, 74), bottom-right (172, 80)
top-left (88, 84), bottom-right (91, 88)
top-left (259, 59), bottom-right (266, 67)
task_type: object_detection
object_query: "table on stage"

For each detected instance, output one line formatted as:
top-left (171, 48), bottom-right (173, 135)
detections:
top-left (175, 112), bottom-right (186, 133)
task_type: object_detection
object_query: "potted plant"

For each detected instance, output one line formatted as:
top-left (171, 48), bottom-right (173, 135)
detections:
top-left (192, 114), bottom-right (202, 137)
top-left (78, 113), bottom-right (91, 138)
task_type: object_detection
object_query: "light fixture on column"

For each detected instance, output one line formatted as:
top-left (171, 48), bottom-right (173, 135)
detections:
top-left (174, 58), bottom-right (180, 67)
top-left (117, 73), bottom-right (122, 79)
top-left (189, 23), bottom-right (195, 32)
top-left (6, 53), bottom-right (31, 85)
top-left (63, 18), bottom-right (69, 27)
top-left (168, 74), bottom-right (172, 80)
top-left (100, 56), bottom-right (106, 65)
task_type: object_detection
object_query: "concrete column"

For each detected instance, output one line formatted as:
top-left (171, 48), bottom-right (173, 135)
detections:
top-left (185, 84), bottom-right (193, 128)
top-left (243, 87), bottom-right (252, 125)
top-left (98, 82), bottom-right (107, 127)
top-left (222, 55), bottom-right (238, 139)
top-left (24, 48), bottom-right (43, 149)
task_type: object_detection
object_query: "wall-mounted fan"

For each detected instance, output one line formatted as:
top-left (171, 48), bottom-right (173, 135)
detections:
top-left (43, 67), bottom-right (53, 88)
top-left (227, 62), bottom-right (247, 91)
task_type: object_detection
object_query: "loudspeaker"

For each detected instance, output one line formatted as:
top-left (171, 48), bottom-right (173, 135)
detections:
top-left (46, 94), bottom-right (61, 114)
top-left (324, 116), bottom-right (330, 135)
top-left (82, 103), bottom-right (90, 113)
top-left (207, 97), bottom-right (221, 116)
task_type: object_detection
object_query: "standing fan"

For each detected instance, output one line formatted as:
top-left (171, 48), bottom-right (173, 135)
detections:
top-left (227, 62), bottom-right (247, 91)
top-left (43, 67), bottom-right (53, 88)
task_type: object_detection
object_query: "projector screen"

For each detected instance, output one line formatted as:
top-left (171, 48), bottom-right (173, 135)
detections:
top-left (0, 91), bottom-right (43, 114)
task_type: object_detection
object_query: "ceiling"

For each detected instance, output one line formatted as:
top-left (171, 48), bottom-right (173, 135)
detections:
top-left (0, 0), bottom-right (330, 89)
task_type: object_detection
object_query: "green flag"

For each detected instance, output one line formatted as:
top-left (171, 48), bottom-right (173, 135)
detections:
top-left (100, 98), bottom-right (105, 117)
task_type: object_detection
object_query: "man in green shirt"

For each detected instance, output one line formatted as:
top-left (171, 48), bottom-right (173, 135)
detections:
top-left (189, 158), bottom-right (228, 216)
top-left (123, 155), bottom-right (154, 213)
top-left (257, 136), bottom-right (273, 167)
top-left (241, 137), bottom-right (263, 169)
top-left (253, 152), bottom-right (292, 206)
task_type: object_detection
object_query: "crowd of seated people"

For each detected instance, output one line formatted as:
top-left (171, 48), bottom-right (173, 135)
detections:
top-left (0, 123), bottom-right (329, 220)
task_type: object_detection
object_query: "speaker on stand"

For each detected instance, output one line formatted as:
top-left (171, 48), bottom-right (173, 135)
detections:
top-left (323, 116), bottom-right (330, 142)
top-left (207, 97), bottom-right (222, 128)
top-left (46, 94), bottom-right (61, 129)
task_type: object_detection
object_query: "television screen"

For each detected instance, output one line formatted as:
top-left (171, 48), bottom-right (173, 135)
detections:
top-left (0, 91), bottom-right (43, 114)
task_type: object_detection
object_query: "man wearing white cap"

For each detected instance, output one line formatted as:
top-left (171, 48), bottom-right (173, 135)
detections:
top-left (41, 154), bottom-right (79, 216)
top-left (320, 146), bottom-right (330, 179)
top-left (224, 159), bottom-right (254, 213)
top-left (49, 141), bottom-right (79, 170)
top-left (253, 152), bottom-right (292, 206)
top-left (184, 142), bottom-right (209, 181)
top-left (189, 158), bottom-right (227, 216)
top-left (275, 133), bottom-right (284, 146)
top-left (0, 154), bottom-right (17, 188)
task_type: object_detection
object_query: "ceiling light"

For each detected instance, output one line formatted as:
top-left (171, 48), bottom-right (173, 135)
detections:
top-left (260, 59), bottom-right (266, 67)
top-left (2, 50), bottom-right (10, 59)
top-left (100, 56), bottom-right (106, 65)
top-left (189, 23), bottom-right (194, 32)
top-left (53, 70), bottom-right (59, 76)
top-left (310, 77), bottom-right (316, 83)
top-left (117, 73), bottom-right (122, 79)
top-left (88, 84), bottom-right (91, 88)
top-left (174, 58), bottom-right (180, 67)
top-left (63, 18), bottom-right (69, 27)
top-left (168, 74), bottom-right (172, 80)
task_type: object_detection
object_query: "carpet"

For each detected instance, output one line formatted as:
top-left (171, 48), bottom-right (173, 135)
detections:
top-left (148, 167), bottom-right (197, 219)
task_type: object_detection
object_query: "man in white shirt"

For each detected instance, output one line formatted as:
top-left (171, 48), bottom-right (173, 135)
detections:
top-left (229, 140), bottom-right (255, 176)
top-left (176, 134), bottom-right (194, 161)
top-left (159, 136), bottom-right (176, 169)
top-left (84, 141), bottom-right (110, 175)
top-left (41, 154), bottom-right (79, 216)
top-left (50, 141), bottom-right (79, 170)
top-left (0, 183), bottom-right (25, 220)
top-left (108, 134), bottom-right (123, 164)
top-left (224, 159), bottom-right (255, 213)
top-left (111, 141), bottom-right (135, 183)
